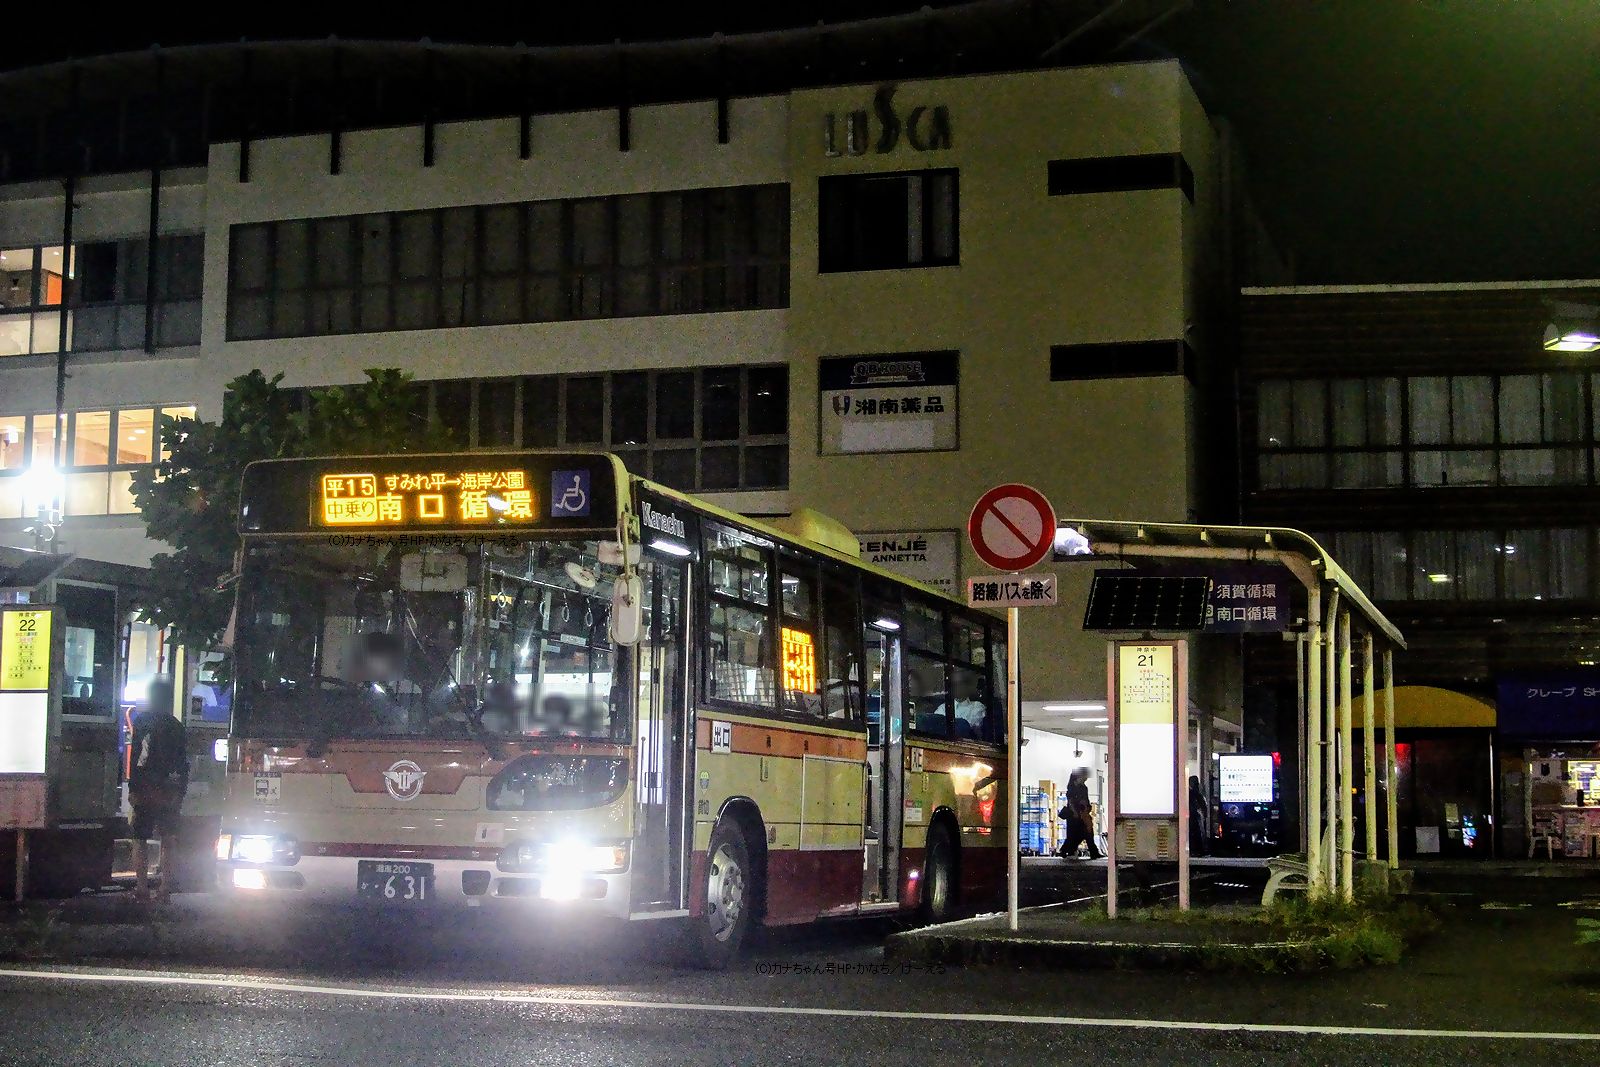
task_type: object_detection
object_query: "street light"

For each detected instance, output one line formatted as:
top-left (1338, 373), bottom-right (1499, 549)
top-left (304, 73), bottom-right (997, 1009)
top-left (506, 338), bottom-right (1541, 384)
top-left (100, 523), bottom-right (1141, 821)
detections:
top-left (1543, 301), bottom-right (1600, 353)
top-left (20, 461), bottom-right (64, 551)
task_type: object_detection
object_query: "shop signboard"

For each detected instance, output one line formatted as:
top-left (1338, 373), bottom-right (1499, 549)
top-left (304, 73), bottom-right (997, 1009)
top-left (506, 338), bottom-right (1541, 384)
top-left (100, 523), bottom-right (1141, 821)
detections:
top-left (1496, 671), bottom-right (1600, 738)
top-left (857, 530), bottom-right (958, 595)
top-left (819, 351), bottom-right (958, 455)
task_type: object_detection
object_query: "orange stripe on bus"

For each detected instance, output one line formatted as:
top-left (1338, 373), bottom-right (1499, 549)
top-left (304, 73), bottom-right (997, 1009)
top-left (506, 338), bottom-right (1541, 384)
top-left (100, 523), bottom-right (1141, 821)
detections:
top-left (694, 719), bottom-right (866, 761)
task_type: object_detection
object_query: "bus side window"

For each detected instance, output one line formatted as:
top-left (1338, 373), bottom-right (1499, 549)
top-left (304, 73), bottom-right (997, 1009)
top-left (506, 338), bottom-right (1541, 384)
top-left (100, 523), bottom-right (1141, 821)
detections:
top-left (986, 625), bottom-right (1008, 747)
top-left (907, 651), bottom-right (950, 739)
top-left (704, 521), bottom-right (777, 710)
top-left (779, 561), bottom-right (822, 717)
top-left (821, 573), bottom-right (863, 721)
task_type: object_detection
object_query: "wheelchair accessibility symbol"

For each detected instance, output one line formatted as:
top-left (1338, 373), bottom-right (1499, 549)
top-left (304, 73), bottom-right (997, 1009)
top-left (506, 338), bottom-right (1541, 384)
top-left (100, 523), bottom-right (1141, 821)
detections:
top-left (551, 469), bottom-right (591, 517)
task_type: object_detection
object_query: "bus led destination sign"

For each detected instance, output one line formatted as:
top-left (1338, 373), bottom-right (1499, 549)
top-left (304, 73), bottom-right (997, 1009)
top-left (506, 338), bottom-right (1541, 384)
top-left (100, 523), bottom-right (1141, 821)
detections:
top-left (318, 469), bottom-right (535, 527)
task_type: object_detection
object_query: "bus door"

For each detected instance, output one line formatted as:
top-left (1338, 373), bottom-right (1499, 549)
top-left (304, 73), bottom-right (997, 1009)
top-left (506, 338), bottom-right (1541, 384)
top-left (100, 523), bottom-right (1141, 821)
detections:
top-left (631, 557), bottom-right (690, 912)
top-left (862, 623), bottom-right (903, 903)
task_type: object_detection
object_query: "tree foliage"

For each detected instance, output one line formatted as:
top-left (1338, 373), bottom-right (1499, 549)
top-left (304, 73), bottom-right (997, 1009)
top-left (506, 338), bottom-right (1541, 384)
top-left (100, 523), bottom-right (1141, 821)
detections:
top-left (130, 368), bottom-right (451, 649)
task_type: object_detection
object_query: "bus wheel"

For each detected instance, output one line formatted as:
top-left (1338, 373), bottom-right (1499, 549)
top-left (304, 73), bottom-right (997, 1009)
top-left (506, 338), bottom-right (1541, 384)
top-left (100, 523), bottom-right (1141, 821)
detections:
top-left (918, 823), bottom-right (957, 925)
top-left (693, 821), bottom-right (753, 969)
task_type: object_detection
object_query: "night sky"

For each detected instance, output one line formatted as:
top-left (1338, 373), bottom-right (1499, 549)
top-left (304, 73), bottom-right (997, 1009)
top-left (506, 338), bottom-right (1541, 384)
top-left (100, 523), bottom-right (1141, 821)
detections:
top-left (5, 1), bottom-right (1598, 284)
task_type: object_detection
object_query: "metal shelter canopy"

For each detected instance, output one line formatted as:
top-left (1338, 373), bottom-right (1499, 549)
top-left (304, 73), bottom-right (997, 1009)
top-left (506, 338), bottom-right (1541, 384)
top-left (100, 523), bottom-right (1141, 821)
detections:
top-left (1057, 518), bottom-right (1407, 903)
top-left (1057, 519), bottom-right (1406, 650)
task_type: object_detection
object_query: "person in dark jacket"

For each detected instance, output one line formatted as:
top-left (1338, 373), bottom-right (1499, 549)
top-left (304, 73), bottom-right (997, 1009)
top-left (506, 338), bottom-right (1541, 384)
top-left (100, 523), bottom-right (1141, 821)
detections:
top-left (1188, 775), bottom-right (1210, 857)
top-left (130, 677), bottom-right (189, 903)
top-left (1056, 767), bottom-right (1103, 860)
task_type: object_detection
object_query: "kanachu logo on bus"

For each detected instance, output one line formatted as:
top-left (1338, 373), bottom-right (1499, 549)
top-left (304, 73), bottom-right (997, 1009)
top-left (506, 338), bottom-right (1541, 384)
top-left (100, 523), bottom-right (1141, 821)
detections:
top-left (383, 759), bottom-right (427, 801)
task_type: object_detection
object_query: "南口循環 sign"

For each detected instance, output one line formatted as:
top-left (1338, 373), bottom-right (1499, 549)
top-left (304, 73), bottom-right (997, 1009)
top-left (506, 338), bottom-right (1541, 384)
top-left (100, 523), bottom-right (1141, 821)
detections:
top-left (1202, 566), bottom-right (1290, 633)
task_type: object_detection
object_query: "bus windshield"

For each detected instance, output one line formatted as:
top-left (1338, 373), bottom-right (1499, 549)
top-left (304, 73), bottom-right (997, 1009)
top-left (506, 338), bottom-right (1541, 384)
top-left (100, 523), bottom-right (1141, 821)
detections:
top-left (233, 537), bottom-right (627, 743)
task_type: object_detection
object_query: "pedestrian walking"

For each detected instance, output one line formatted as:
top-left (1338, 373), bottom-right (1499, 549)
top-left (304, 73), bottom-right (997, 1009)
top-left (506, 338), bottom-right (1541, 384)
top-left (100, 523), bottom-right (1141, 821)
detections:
top-left (1056, 767), bottom-right (1102, 860)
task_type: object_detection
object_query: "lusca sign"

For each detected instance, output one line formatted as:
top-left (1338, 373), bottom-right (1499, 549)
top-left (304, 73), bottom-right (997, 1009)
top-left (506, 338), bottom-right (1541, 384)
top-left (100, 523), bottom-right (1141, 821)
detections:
top-left (824, 83), bottom-right (953, 157)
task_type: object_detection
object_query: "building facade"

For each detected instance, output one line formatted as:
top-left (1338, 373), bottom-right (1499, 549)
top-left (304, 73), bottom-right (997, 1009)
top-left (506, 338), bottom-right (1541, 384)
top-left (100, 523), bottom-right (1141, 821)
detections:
top-left (1240, 281), bottom-right (1600, 859)
top-left (0, 41), bottom-right (1263, 769)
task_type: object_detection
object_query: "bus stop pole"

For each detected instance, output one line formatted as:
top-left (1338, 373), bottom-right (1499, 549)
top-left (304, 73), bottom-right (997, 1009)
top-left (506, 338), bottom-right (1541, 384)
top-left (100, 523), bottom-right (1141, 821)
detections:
top-left (1007, 605), bottom-right (1020, 932)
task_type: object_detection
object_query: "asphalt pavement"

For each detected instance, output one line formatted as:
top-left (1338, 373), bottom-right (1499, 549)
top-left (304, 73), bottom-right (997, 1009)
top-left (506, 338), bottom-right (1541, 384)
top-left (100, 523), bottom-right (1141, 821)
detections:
top-left (0, 859), bottom-right (1596, 1066)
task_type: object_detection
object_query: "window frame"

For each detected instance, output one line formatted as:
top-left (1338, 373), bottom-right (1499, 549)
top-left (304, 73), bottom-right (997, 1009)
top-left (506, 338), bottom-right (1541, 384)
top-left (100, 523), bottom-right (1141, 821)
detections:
top-left (223, 184), bottom-right (790, 342)
top-left (817, 167), bottom-right (961, 274)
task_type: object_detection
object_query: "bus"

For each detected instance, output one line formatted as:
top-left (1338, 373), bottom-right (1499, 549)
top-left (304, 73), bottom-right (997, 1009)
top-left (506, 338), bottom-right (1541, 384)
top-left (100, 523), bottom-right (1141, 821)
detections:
top-left (214, 450), bottom-right (1008, 965)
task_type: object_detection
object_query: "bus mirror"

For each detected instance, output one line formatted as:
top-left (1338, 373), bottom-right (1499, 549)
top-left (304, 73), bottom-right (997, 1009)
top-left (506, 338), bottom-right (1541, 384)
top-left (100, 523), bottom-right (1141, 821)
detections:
top-left (609, 573), bottom-right (644, 646)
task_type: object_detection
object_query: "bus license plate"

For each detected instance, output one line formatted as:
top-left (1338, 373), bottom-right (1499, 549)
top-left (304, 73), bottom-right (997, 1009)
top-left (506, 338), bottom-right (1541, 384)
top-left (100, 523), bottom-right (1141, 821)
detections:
top-left (357, 861), bottom-right (434, 902)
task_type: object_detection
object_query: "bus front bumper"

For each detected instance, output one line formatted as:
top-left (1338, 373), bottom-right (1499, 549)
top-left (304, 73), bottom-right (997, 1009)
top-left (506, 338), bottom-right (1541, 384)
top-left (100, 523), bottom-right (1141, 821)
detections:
top-left (216, 856), bottom-right (633, 920)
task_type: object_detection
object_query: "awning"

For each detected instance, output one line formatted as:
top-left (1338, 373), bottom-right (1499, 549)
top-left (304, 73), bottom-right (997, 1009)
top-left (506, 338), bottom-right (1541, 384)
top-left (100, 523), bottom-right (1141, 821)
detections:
top-left (1352, 686), bottom-right (1495, 730)
top-left (1056, 519), bottom-right (1406, 649)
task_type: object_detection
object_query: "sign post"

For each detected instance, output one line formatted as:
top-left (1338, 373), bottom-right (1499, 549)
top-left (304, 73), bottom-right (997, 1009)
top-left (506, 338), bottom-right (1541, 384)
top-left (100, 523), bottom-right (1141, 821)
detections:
top-left (1106, 639), bottom-right (1188, 917)
top-left (967, 484), bottom-right (1056, 934)
top-left (0, 606), bottom-right (58, 902)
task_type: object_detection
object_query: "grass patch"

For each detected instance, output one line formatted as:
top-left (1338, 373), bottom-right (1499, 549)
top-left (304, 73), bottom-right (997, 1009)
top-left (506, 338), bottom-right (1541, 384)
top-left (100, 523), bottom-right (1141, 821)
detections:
top-left (1073, 893), bottom-right (1439, 973)
top-left (0, 905), bottom-right (63, 959)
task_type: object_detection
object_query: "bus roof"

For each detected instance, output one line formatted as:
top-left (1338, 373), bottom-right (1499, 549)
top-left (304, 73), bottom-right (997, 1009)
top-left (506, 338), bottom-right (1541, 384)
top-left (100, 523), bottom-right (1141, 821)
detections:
top-left (630, 473), bottom-right (978, 614)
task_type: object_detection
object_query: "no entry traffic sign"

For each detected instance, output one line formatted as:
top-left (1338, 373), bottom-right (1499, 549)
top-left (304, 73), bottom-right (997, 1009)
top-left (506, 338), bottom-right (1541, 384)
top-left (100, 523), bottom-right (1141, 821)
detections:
top-left (968, 483), bottom-right (1056, 572)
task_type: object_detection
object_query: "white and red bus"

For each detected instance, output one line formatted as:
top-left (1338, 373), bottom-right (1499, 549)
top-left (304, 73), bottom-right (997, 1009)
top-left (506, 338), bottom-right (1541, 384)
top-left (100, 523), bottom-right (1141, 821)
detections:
top-left (215, 450), bottom-right (1008, 964)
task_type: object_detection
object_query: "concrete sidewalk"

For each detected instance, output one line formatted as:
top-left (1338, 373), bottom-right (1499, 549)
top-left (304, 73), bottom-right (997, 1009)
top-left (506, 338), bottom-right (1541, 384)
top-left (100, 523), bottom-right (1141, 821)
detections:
top-left (884, 903), bottom-right (1325, 971)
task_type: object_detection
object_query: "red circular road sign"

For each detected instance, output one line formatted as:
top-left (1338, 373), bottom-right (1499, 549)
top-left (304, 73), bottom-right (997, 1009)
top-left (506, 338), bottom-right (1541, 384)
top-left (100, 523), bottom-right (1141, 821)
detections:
top-left (968, 483), bottom-right (1057, 572)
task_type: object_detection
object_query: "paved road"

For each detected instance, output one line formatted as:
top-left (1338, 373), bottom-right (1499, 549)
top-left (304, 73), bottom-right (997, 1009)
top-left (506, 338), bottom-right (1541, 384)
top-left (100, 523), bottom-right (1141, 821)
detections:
top-left (0, 864), bottom-right (1596, 1065)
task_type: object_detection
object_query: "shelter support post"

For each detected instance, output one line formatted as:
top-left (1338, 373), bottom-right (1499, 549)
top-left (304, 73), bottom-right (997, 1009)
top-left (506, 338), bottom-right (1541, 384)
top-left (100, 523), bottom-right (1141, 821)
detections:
top-left (1305, 586), bottom-right (1323, 898)
top-left (1383, 649), bottom-right (1399, 870)
top-left (1338, 610), bottom-right (1355, 901)
top-left (1363, 633), bottom-right (1378, 862)
top-left (1323, 588), bottom-right (1341, 897)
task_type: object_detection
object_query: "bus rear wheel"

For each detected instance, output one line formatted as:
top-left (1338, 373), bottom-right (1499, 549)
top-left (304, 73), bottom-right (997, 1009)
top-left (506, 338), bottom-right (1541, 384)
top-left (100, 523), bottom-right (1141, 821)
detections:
top-left (918, 823), bottom-right (957, 924)
top-left (692, 821), bottom-right (753, 969)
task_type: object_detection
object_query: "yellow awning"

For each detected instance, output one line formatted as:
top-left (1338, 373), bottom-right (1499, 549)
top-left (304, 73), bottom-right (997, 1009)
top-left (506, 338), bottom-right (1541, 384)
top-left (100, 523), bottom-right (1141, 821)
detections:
top-left (1351, 685), bottom-right (1496, 730)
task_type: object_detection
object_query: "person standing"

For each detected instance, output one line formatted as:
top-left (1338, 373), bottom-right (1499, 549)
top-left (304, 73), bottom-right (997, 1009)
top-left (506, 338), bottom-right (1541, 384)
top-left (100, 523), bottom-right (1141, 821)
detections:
top-left (1188, 775), bottom-right (1210, 857)
top-left (129, 677), bottom-right (189, 904)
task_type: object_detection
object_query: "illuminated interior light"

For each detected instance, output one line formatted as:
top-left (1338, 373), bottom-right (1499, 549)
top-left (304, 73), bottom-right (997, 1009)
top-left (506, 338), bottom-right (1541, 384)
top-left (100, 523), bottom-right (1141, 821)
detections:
top-left (1071, 716), bottom-right (1109, 722)
top-left (1042, 702), bottom-right (1106, 712)
top-left (232, 869), bottom-right (267, 891)
top-left (1427, 573), bottom-right (1452, 584)
top-left (648, 539), bottom-right (692, 558)
top-left (870, 617), bottom-right (901, 632)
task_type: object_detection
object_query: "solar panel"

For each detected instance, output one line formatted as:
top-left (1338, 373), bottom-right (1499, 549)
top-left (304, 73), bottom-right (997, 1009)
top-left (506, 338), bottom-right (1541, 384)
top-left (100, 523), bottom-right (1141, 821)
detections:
top-left (1083, 572), bottom-right (1212, 632)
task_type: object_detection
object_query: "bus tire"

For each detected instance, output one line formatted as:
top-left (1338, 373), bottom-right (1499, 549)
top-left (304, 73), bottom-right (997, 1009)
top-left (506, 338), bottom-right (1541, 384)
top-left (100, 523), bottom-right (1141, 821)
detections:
top-left (918, 822), bottom-right (957, 925)
top-left (692, 820), bottom-right (754, 969)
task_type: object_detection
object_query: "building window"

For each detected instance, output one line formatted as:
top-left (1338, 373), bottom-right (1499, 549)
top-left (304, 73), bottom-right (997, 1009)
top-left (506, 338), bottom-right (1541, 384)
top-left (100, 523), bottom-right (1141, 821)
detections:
top-left (1256, 373), bottom-right (1600, 491)
top-left (818, 169), bottom-right (958, 273)
top-left (225, 185), bottom-right (790, 341)
top-left (1319, 528), bottom-right (1594, 603)
top-left (56, 235), bottom-right (203, 353)
top-left (291, 366), bottom-right (788, 494)
top-left (0, 403), bottom-right (194, 519)
top-left (0, 245), bottom-right (68, 356)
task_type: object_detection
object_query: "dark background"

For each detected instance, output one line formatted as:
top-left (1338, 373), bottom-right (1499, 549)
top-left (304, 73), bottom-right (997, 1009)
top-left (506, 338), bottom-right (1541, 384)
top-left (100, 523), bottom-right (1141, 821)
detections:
top-left (2, 1), bottom-right (1596, 284)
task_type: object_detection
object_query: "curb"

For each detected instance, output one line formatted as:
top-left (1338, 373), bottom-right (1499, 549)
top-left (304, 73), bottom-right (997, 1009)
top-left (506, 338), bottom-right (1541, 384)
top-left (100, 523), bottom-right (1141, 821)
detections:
top-left (884, 929), bottom-right (1326, 972)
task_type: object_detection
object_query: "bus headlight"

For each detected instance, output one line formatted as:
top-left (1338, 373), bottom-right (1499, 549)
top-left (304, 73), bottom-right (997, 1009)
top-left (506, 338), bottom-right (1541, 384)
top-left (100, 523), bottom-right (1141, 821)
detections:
top-left (497, 841), bottom-right (627, 874)
top-left (228, 834), bottom-right (299, 865)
